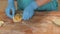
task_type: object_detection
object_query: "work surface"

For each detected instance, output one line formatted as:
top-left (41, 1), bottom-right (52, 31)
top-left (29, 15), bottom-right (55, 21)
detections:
top-left (0, 1), bottom-right (60, 34)
top-left (0, 11), bottom-right (60, 34)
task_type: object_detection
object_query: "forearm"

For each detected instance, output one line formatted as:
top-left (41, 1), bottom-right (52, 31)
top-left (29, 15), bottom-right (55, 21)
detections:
top-left (8, 0), bottom-right (15, 5)
top-left (36, 0), bottom-right (51, 6)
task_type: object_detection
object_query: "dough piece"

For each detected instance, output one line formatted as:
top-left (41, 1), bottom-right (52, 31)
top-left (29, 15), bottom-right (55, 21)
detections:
top-left (13, 14), bottom-right (22, 22)
top-left (53, 18), bottom-right (60, 26)
top-left (44, 16), bottom-right (60, 26)
top-left (0, 21), bottom-right (4, 27)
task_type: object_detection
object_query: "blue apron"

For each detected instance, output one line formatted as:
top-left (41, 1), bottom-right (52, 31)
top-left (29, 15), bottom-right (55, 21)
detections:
top-left (17, 0), bottom-right (58, 10)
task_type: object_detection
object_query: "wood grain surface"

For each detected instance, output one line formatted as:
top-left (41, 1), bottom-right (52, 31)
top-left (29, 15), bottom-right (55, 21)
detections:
top-left (0, 0), bottom-right (60, 34)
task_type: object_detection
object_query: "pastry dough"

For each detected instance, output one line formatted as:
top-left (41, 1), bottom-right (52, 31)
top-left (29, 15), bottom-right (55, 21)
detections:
top-left (13, 14), bottom-right (22, 22)
top-left (53, 18), bottom-right (60, 26)
top-left (0, 21), bottom-right (4, 26)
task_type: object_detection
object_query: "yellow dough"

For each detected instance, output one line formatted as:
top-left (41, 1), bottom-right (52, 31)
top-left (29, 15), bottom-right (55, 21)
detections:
top-left (53, 18), bottom-right (60, 26)
top-left (13, 14), bottom-right (22, 22)
top-left (0, 21), bottom-right (4, 26)
top-left (45, 16), bottom-right (60, 26)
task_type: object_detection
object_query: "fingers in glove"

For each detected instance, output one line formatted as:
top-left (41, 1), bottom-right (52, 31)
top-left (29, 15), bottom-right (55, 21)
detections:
top-left (5, 8), bottom-right (13, 19)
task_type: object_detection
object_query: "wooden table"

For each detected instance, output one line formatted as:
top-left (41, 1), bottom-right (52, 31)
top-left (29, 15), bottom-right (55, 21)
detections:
top-left (0, 11), bottom-right (60, 34)
top-left (0, 1), bottom-right (60, 34)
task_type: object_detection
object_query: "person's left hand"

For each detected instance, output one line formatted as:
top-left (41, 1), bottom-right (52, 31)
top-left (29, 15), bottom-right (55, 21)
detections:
top-left (22, 6), bottom-right (34, 20)
top-left (22, 1), bottom-right (38, 20)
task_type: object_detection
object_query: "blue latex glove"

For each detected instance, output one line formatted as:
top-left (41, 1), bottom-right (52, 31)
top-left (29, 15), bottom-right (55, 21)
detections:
top-left (5, 0), bottom-right (16, 19)
top-left (22, 1), bottom-right (38, 20)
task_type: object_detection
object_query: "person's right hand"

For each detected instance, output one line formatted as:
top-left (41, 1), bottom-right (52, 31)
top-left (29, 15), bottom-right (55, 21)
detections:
top-left (5, 6), bottom-right (16, 19)
top-left (5, 0), bottom-right (16, 19)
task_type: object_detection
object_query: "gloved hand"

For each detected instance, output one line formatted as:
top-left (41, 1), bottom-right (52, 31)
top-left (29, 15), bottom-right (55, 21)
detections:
top-left (5, 0), bottom-right (16, 19)
top-left (22, 1), bottom-right (38, 20)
